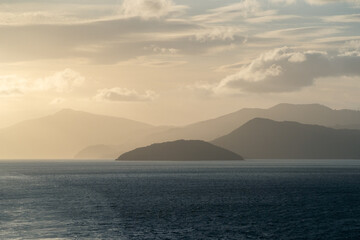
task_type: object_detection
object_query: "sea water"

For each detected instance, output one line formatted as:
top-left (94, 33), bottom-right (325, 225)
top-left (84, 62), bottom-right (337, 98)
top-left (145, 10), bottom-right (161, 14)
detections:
top-left (0, 160), bottom-right (360, 239)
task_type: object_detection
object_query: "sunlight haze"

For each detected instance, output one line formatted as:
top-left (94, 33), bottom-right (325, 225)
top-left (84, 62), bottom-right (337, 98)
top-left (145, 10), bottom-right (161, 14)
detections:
top-left (0, 0), bottom-right (360, 127)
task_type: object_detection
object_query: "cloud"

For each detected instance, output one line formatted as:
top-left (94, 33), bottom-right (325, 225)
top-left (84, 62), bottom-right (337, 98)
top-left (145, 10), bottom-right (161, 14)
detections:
top-left (0, 69), bottom-right (84, 97)
top-left (246, 14), bottom-right (300, 23)
top-left (0, 0), bottom-right (355, 66)
top-left (270, 0), bottom-right (360, 5)
top-left (117, 53), bottom-right (187, 67)
top-left (34, 68), bottom-right (85, 92)
top-left (145, 45), bottom-right (180, 54)
top-left (305, 0), bottom-right (360, 5)
top-left (0, 14), bottom-right (245, 64)
top-left (258, 26), bottom-right (341, 40)
top-left (192, 0), bottom-right (296, 24)
top-left (339, 40), bottom-right (360, 56)
top-left (192, 0), bottom-right (263, 23)
top-left (0, 75), bottom-right (26, 97)
top-left (198, 46), bottom-right (360, 94)
top-left (119, 0), bottom-right (187, 19)
top-left (312, 36), bottom-right (360, 45)
top-left (94, 88), bottom-right (158, 102)
top-left (0, 2), bottom-right (252, 64)
top-left (193, 27), bottom-right (244, 42)
top-left (0, 17), bottom-right (198, 63)
top-left (322, 14), bottom-right (360, 23)
top-left (215, 62), bottom-right (247, 72)
top-left (0, 11), bottom-right (72, 25)
top-left (270, 0), bottom-right (297, 4)
top-left (0, 4), bottom-right (118, 26)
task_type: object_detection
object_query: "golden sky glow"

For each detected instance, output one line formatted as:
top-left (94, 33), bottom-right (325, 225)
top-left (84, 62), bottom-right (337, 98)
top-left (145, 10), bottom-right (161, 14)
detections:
top-left (1, 0), bottom-right (360, 127)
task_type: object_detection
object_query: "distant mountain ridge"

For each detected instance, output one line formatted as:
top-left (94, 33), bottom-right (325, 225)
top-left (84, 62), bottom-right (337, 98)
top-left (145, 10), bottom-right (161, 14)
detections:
top-left (213, 118), bottom-right (360, 159)
top-left (145, 103), bottom-right (360, 143)
top-left (2, 103), bottom-right (360, 160)
top-left (78, 103), bottom-right (360, 159)
top-left (0, 109), bottom-right (159, 159)
top-left (117, 140), bottom-right (243, 161)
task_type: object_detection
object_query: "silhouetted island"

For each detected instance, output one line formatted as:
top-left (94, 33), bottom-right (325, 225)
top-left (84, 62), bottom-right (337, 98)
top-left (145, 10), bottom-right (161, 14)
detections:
top-left (213, 118), bottom-right (360, 159)
top-left (117, 140), bottom-right (243, 161)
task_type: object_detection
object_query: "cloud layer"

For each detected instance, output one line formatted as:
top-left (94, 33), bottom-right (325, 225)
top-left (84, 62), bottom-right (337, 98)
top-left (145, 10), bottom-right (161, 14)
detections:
top-left (35, 69), bottom-right (85, 92)
top-left (94, 87), bottom-right (158, 102)
top-left (0, 69), bottom-right (84, 97)
top-left (119, 0), bottom-right (187, 19)
top-left (203, 47), bottom-right (360, 94)
top-left (306, 0), bottom-right (360, 5)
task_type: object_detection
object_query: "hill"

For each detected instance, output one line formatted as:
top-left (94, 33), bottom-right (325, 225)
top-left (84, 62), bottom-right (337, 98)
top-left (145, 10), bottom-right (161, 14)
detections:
top-left (145, 103), bottom-right (360, 143)
top-left (4, 103), bottom-right (360, 159)
top-left (212, 118), bottom-right (360, 159)
top-left (78, 103), bottom-right (360, 159)
top-left (117, 140), bottom-right (243, 161)
top-left (0, 109), bottom-right (158, 159)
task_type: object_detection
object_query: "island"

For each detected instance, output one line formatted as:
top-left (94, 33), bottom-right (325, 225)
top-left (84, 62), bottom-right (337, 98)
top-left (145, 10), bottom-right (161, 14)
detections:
top-left (117, 140), bottom-right (244, 161)
top-left (213, 118), bottom-right (360, 159)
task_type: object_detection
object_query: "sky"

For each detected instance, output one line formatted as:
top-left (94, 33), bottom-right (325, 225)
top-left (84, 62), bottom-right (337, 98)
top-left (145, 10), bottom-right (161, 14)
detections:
top-left (0, 0), bottom-right (360, 127)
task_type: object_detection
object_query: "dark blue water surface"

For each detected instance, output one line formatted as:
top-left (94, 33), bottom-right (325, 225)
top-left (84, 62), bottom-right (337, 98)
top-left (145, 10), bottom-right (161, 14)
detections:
top-left (1, 160), bottom-right (360, 239)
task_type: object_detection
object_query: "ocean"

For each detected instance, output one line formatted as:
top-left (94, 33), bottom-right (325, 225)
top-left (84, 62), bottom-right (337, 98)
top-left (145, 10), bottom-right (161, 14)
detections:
top-left (1, 160), bottom-right (360, 239)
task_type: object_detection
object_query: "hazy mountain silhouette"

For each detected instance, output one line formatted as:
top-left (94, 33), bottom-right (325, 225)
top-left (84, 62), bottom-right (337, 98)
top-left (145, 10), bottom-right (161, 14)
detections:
top-left (3, 103), bottom-right (360, 159)
top-left (213, 118), bottom-right (360, 159)
top-left (146, 103), bottom-right (360, 143)
top-left (0, 109), bottom-right (161, 159)
top-left (75, 144), bottom-right (122, 159)
top-left (117, 140), bottom-right (243, 161)
top-left (78, 103), bottom-right (360, 159)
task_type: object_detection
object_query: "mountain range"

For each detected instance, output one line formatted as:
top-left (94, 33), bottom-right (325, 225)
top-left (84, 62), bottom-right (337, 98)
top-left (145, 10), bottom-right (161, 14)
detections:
top-left (82, 103), bottom-right (360, 159)
top-left (0, 109), bottom-right (164, 159)
top-left (1, 103), bottom-right (360, 159)
top-left (145, 103), bottom-right (360, 143)
top-left (213, 118), bottom-right (360, 159)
